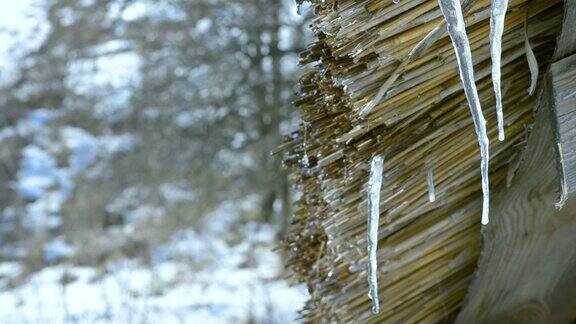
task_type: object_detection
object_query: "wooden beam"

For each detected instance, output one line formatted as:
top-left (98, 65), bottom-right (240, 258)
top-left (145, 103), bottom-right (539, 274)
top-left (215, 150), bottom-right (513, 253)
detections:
top-left (551, 54), bottom-right (576, 207)
top-left (457, 2), bottom-right (576, 321)
top-left (456, 72), bottom-right (576, 323)
top-left (554, 1), bottom-right (576, 61)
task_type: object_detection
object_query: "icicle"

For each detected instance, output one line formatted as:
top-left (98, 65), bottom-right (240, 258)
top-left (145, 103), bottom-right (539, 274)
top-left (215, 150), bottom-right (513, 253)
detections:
top-left (367, 155), bottom-right (384, 314)
top-left (524, 13), bottom-right (539, 96)
top-left (427, 167), bottom-right (436, 203)
top-left (359, 0), bottom-right (477, 119)
top-left (302, 152), bottom-right (310, 168)
top-left (490, 0), bottom-right (509, 142)
top-left (302, 124), bottom-right (310, 168)
top-left (438, 0), bottom-right (491, 225)
top-left (556, 143), bottom-right (569, 210)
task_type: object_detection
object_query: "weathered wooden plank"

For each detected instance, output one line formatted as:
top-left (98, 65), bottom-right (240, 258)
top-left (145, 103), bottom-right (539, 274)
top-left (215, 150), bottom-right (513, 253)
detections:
top-left (456, 68), bottom-right (576, 323)
top-left (554, 0), bottom-right (576, 61)
top-left (551, 54), bottom-right (576, 207)
top-left (457, 1), bottom-right (576, 318)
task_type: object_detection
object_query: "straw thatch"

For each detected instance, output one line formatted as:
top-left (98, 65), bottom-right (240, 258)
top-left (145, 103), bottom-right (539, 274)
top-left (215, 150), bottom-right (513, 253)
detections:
top-left (276, 0), bottom-right (566, 322)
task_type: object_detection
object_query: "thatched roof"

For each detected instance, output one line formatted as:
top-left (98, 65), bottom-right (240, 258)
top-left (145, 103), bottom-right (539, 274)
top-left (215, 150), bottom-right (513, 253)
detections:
top-left (277, 0), bottom-right (565, 322)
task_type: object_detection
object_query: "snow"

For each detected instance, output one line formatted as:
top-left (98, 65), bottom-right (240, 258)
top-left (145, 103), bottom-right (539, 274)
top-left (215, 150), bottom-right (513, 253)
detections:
top-left (60, 127), bottom-right (98, 173)
top-left (10, 110), bottom-right (137, 231)
top-left (121, 2), bottom-right (148, 22)
top-left (66, 45), bottom-right (141, 112)
top-left (16, 145), bottom-right (59, 201)
top-left (438, 0), bottom-right (491, 225)
top-left (42, 237), bottom-right (75, 263)
top-left (0, 0), bottom-right (50, 83)
top-left (13, 111), bottom-right (68, 229)
top-left (0, 108), bottom-right (308, 322)
top-left (490, 0), bottom-right (509, 142)
top-left (367, 155), bottom-right (384, 314)
top-left (160, 183), bottom-right (194, 204)
top-left (113, 1), bottom-right (185, 23)
top-left (0, 224), bottom-right (308, 323)
top-left (196, 18), bottom-right (213, 34)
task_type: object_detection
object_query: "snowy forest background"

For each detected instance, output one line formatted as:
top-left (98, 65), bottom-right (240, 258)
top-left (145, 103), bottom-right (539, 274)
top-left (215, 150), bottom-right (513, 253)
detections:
top-left (0, 0), bottom-right (311, 322)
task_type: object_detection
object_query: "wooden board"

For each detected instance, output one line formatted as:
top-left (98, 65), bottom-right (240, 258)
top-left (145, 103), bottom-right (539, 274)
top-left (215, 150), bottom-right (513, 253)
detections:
top-left (456, 2), bottom-right (576, 320)
top-left (551, 54), bottom-right (576, 207)
top-left (554, 1), bottom-right (576, 61)
top-left (456, 67), bottom-right (576, 324)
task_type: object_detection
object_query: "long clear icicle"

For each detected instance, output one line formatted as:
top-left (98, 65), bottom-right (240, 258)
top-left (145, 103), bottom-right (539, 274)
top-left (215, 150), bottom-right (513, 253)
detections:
top-left (438, 0), bottom-right (491, 225)
top-left (367, 155), bottom-right (384, 314)
top-left (490, 0), bottom-right (509, 141)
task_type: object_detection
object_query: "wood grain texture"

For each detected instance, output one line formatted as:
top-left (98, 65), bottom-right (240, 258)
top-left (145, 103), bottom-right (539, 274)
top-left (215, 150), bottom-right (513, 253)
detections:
top-left (457, 3), bottom-right (576, 321)
top-left (553, 0), bottom-right (576, 61)
top-left (456, 69), bottom-right (576, 323)
top-left (551, 54), bottom-right (576, 206)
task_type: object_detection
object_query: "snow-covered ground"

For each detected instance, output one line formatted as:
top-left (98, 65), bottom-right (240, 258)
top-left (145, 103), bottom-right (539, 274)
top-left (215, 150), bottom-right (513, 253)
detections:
top-left (0, 110), bottom-right (308, 323)
top-left (0, 224), bottom-right (308, 323)
top-left (9, 109), bottom-right (137, 232)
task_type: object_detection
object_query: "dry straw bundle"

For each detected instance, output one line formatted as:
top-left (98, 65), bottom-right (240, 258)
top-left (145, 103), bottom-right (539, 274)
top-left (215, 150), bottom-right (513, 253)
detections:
top-left (276, 0), bottom-right (564, 322)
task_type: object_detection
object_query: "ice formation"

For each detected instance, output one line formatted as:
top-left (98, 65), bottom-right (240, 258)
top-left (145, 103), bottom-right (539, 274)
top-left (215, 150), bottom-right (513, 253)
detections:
top-left (438, 0), bottom-right (491, 225)
top-left (524, 15), bottom-right (538, 96)
top-left (490, 0), bottom-right (509, 141)
top-left (302, 124), bottom-right (310, 168)
top-left (367, 155), bottom-right (384, 314)
top-left (427, 167), bottom-right (436, 203)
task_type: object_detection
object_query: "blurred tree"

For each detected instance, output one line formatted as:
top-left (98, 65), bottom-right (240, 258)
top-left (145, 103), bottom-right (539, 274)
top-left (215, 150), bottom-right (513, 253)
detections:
top-left (125, 0), bottom-right (310, 235)
top-left (0, 0), bottom-right (310, 242)
top-left (0, 0), bottom-right (135, 124)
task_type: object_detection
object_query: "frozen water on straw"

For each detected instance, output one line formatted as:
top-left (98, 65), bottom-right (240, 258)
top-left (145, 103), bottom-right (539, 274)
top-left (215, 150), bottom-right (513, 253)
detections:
top-left (367, 155), bottom-right (384, 314)
top-left (438, 0), bottom-right (491, 225)
top-left (427, 167), bottom-right (436, 203)
top-left (524, 15), bottom-right (539, 96)
top-left (490, 0), bottom-right (509, 141)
